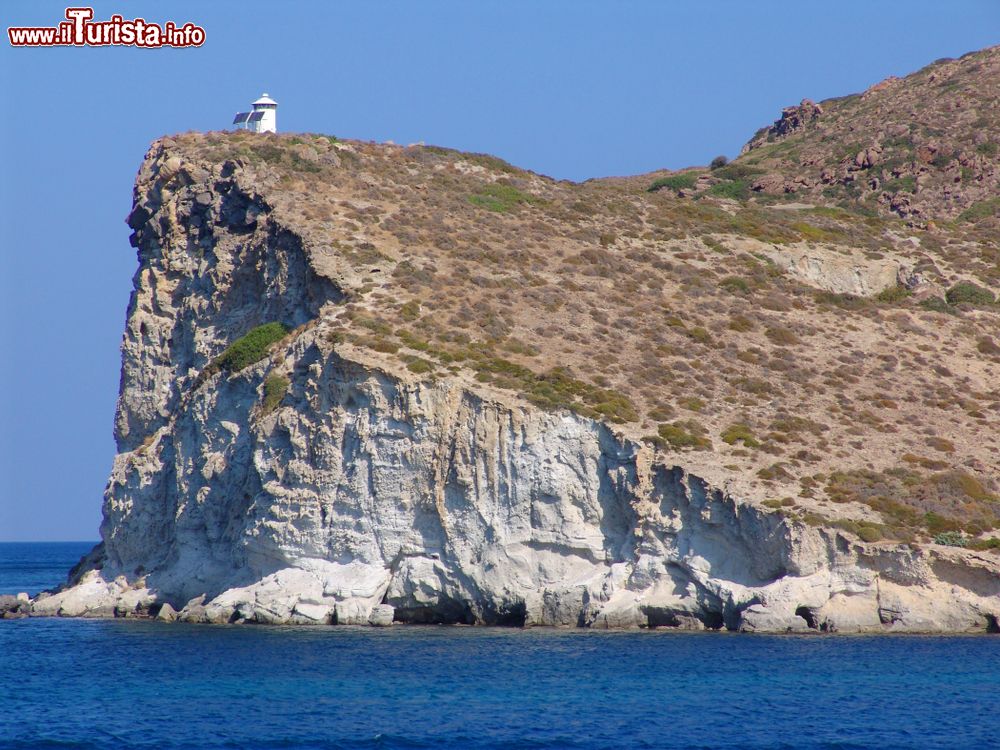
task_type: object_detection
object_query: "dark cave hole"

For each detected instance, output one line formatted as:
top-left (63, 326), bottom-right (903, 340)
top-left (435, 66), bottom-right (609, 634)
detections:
top-left (702, 611), bottom-right (725, 630)
top-left (489, 601), bottom-right (527, 627)
top-left (795, 605), bottom-right (819, 630)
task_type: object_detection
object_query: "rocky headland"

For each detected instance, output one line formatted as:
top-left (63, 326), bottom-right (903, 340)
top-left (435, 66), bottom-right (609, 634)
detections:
top-left (9, 46), bottom-right (1000, 632)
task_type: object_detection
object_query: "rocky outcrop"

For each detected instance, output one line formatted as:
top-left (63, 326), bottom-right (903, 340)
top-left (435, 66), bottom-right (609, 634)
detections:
top-left (738, 46), bottom-right (1000, 221)
top-left (743, 239), bottom-right (906, 297)
top-left (742, 99), bottom-right (823, 153)
top-left (25, 139), bottom-right (1000, 634)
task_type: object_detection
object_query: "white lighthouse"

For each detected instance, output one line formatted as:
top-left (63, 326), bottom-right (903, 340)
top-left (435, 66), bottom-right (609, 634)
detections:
top-left (233, 92), bottom-right (278, 134)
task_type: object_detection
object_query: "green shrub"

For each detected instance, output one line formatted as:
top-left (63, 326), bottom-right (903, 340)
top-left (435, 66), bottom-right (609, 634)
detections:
top-left (678, 397), bottom-right (705, 412)
top-left (215, 322), bottom-right (290, 372)
top-left (876, 285), bottom-right (911, 304)
top-left (654, 421), bottom-right (712, 451)
top-left (757, 463), bottom-right (791, 481)
top-left (721, 423), bottom-right (760, 448)
top-left (958, 198), bottom-right (1000, 223)
top-left (365, 338), bottom-right (400, 354)
top-left (711, 163), bottom-right (763, 181)
top-left (399, 300), bottom-right (421, 320)
top-left (261, 374), bottom-right (290, 414)
top-left (686, 326), bottom-right (712, 344)
top-left (710, 155), bottom-right (729, 170)
top-left (765, 326), bottom-right (800, 346)
top-left (729, 314), bottom-right (755, 332)
top-left (406, 357), bottom-right (434, 374)
top-left (648, 173), bottom-right (698, 193)
top-left (933, 531), bottom-right (968, 547)
top-left (720, 276), bottom-right (751, 294)
top-left (945, 282), bottom-right (995, 307)
top-left (708, 180), bottom-right (750, 201)
top-left (468, 183), bottom-right (539, 212)
top-left (857, 525), bottom-right (883, 543)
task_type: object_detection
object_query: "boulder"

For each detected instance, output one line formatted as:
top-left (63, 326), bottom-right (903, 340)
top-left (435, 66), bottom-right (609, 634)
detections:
top-left (334, 600), bottom-right (372, 625)
top-left (854, 147), bottom-right (882, 169)
top-left (178, 595), bottom-right (208, 623)
top-left (204, 604), bottom-right (236, 625)
top-left (368, 604), bottom-right (395, 627)
top-left (155, 602), bottom-right (178, 622)
top-left (751, 174), bottom-right (790, 195)
top-left (293, 601), bottom-right (333, 624)
top-left (738, 603), bottom-right (811, 633)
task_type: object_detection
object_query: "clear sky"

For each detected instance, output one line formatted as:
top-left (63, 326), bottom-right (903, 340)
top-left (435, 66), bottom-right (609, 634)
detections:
top-left (1, 1), bottom-right (998, 541)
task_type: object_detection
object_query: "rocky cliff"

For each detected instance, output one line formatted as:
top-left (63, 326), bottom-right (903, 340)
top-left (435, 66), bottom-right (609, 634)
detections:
top-left (15, 49), bottom-right (1000, 631)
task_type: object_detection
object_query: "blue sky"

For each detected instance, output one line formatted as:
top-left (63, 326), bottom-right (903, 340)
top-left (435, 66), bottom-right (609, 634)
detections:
top-left (1, 1), bottom-right (998, 541)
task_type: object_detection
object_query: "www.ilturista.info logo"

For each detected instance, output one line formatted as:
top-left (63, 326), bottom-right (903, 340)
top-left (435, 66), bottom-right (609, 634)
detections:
top-left (8, 7), bottom-right (205, 48)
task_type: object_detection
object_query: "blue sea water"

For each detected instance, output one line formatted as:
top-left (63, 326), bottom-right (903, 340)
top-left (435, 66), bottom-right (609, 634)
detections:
top-left (0, 541), bottom-right (92, 596)
top-left (1, 543), bottom-right (998, 750)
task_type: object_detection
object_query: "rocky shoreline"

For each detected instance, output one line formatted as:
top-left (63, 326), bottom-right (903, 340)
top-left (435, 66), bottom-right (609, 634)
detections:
top-left (7, 504), bottom-right (999, 634)
top-left (4, 588), bottom-right (998, 634)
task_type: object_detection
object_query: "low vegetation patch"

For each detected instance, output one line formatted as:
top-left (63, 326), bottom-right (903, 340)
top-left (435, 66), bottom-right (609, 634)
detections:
top-left (829, 518), bottom-right (885, 543)
top-left (711, 163), bottom-right (763, 182)
top-left (214, 322), bottom-right (291, 372)
top-left (646, 421), bottom-right (712, 451)
top-left (825, 467), bottom-right (999, 540)
top-left (876, 285), bottom-right (911, 304)
top-left (707, 180), bottom-right (750, 201)
top-left (261, 374), bottom-right (290, 415)
top-left (882, 176), bottom-right (917, 194)
top-left (977, 336), bottom-right (1000, 357)
top-left (468, 183), bottom-right (540, 213)
top-left (945, 281), bottom-right (995, 307)
top-left (765, 326), bottom-right (800, 346)
top-left (648, 173), bottom-right (698, 193)
top-left (958, 197), bottom-right (1000, 223)
top-left (196, 322), bottom-right (292, 387)
top-left (721, 423), bottom-right (760, 448)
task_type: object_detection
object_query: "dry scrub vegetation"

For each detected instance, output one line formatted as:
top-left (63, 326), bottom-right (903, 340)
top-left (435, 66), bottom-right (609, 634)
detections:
top-left (165, 46), bottom-right (1000, 551)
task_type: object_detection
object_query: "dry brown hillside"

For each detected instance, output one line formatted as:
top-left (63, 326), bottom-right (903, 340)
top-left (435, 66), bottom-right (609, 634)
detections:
top-left (153, 46), bottom-right (1000, 555)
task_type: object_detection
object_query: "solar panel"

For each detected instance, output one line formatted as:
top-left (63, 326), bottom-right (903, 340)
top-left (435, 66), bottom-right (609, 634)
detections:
top-left (232, 112), bottom-right (251, 124)
top-left (248, 111), bottom-right (265, 122)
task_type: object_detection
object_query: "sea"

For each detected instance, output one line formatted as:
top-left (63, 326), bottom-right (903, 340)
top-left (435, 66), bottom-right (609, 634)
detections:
top-left (1, 542), bottom-right (998, 750)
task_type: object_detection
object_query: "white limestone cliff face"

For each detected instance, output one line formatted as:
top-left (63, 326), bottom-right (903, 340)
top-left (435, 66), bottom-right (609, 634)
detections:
top-left (28, 140), bottom-right (1000, 633)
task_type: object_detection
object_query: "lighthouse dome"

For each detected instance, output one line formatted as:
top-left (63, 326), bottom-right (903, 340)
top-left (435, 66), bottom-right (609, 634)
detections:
top-left (253, 93), bottom-right (277, 106)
